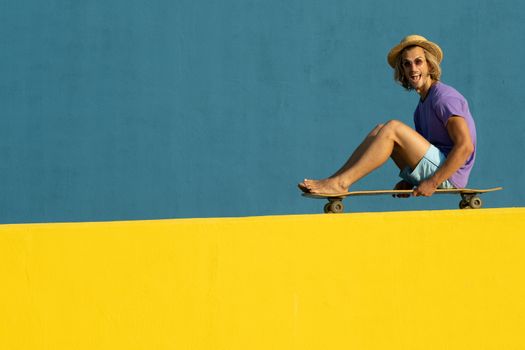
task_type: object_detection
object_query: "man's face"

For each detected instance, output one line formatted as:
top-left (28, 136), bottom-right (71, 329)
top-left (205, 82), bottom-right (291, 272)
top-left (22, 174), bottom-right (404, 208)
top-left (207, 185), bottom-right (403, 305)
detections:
top-left (401, 46), bottom-right (431, 91)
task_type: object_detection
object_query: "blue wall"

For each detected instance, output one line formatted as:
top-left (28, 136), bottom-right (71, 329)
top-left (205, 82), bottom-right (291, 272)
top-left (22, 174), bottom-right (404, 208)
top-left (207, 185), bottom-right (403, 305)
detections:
top-left (1, 0), bottom-right (523, 223)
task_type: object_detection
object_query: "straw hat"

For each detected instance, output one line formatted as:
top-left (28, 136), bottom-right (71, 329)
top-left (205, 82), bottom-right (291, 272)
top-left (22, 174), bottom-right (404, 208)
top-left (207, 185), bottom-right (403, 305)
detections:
top-left (387, 35), bottom-right (443, 68)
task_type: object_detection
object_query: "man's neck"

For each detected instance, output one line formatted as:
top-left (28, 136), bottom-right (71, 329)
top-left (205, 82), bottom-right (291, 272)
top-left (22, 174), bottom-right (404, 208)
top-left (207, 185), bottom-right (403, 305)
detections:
top-left (417, 79), bottom-right (436, 101)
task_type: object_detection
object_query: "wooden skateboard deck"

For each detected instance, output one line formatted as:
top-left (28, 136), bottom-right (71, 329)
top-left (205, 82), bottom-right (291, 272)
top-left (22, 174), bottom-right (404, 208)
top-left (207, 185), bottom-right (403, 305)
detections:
top-left (302, 187), bottom-right (503, 213)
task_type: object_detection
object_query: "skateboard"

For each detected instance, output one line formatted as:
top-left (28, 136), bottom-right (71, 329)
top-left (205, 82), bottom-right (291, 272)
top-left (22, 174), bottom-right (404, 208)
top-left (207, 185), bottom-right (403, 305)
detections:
top-left (302, 187), bottom-right (503, 213)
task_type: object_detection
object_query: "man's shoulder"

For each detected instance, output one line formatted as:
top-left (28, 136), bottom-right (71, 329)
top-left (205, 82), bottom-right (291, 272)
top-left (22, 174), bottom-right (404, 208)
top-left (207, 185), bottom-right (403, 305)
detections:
top-left (433, 82), bottom-right (466, 100)
top-left (429, 82), bottom-right (472, 119)
top-left (430, 82), bottom-right (468, 108)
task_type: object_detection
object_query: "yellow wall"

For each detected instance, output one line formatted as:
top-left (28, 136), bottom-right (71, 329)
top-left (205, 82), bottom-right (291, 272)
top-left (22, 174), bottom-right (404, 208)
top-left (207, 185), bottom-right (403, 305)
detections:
top-left (1, 208), bottom-right (525, 349)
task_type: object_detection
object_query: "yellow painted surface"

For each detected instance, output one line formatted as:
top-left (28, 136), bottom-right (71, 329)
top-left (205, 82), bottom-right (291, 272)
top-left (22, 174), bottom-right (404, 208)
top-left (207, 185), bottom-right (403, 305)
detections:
top-left (1, 208), bottom-right (525, 349)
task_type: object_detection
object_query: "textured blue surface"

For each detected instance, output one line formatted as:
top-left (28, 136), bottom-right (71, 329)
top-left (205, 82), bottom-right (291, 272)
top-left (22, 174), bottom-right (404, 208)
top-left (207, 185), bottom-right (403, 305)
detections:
top-left (0, 0), bottom-right (523, 223)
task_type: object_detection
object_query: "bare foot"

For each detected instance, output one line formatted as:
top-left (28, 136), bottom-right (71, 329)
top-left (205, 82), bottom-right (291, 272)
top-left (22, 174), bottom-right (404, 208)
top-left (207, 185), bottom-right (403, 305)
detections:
top-left (298, 181), bottom-right (310, 193)
top-left (299, 178), bottom-right (348, 195)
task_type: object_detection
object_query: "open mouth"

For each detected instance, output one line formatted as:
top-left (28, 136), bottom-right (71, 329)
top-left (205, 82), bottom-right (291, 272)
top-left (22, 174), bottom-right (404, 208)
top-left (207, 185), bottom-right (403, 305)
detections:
top-left (410, 74), bottom-right (421, 81)
top-left (409, 74), bottom-right (421, 85)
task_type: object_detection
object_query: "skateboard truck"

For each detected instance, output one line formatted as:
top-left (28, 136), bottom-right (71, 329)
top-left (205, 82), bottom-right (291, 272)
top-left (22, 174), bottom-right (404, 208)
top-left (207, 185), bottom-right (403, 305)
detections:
top-left (324, 198), bottom-right (345, 214)
top-left (459, 193), bottom-right (483, 209)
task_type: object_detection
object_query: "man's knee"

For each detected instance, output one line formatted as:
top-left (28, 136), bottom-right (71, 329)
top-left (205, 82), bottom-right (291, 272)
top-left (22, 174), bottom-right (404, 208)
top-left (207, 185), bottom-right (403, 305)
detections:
top-left (382, 119), bottom-right (408, 136)
top-left (370, 120), bottom-right (408, 138)
top-left (384, 119), bottom-right (406, 129)
top-left (369, 123), bottom-right (385, 136)
top-left (373, 119), bottom-right (415, 143)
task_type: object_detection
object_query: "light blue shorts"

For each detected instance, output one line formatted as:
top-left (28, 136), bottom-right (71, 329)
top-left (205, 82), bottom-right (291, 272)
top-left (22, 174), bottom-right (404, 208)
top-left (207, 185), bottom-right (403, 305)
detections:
top-left (399, 145), bottom-right (455, 189)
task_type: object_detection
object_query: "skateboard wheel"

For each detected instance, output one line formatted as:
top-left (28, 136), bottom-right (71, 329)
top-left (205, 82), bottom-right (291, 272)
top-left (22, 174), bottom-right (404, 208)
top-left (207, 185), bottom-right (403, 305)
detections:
top-left (469, 196), bottom-right (483, 209)
top-left (324, 203), bottom-right (331, 213)
top-left (459, 199), bottom-right (470, 209)
top-left (329, 200), bottom-right (344, 213)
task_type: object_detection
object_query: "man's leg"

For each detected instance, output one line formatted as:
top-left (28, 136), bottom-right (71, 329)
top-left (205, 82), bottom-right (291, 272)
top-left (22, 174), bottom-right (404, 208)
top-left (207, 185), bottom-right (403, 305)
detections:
top-left (299, 120), bottom-right (431, 194)
top-left (328, 123), bottom-right (384, 178)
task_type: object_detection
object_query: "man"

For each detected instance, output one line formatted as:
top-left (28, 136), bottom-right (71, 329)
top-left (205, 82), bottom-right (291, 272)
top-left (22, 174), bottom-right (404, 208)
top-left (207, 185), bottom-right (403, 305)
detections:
top-left (298, 35), bottom-right (476, 197)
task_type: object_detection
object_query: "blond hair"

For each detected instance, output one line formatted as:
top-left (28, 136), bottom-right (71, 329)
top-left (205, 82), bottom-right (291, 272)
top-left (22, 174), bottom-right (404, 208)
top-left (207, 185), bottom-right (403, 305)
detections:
top-left (394, 46), bottom-right (442, 90)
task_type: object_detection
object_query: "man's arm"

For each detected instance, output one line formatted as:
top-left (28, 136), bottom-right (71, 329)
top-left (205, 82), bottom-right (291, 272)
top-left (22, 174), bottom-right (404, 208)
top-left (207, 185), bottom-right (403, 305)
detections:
top-left (414, 116), bottom-right (474, 196)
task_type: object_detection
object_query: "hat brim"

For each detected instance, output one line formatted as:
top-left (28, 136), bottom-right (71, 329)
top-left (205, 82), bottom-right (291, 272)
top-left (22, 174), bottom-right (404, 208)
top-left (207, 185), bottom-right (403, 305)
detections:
top-left (387, 40), bottom-right (443, 68)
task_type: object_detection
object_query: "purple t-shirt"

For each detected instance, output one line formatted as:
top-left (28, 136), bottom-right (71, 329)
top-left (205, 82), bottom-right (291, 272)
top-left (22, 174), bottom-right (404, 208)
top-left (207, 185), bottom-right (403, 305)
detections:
top-left (414, 82), bottom-right (476, 188)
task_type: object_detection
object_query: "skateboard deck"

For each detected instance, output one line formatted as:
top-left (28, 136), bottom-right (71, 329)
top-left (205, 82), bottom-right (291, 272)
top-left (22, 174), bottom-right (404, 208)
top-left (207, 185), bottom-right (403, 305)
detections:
top-left (302, 187), bottom-right (503, 213)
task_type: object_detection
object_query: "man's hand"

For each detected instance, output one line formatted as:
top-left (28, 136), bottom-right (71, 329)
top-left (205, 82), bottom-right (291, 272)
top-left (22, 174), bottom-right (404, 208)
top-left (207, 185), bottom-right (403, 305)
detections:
top-left (413, 178), bottom-right (439, 197)
top-left (393, 180), bottom-right (413, 198)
